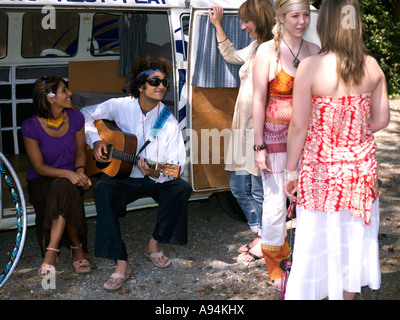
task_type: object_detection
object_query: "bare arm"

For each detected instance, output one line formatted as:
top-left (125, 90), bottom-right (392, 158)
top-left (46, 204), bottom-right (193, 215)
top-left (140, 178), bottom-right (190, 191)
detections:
top-left (74, 127), bottom-right (92, 190)
top-left (208, 6), bottom-right (228, 44)
top-left (252, 42), bottom-right (271, 172)
top-left (80, 103), bottom-right (111, 163)
top-left (208, 5), bottom-right (247, 65)
top-left (368, 57), bottom-right (390, 133)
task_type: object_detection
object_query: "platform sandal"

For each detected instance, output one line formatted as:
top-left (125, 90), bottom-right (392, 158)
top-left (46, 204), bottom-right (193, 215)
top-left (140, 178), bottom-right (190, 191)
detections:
top-left (38, 247), bottom-right (59, 278)
top-left (71, 243), bottom-right (91, 274)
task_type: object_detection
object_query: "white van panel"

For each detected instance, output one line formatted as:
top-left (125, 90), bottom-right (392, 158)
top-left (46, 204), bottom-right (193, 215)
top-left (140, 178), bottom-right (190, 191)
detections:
top-left (2, 0), bottom-right (187, 9)
top-left (304, 6), bottom-right (321, 47)
top-left (190, 0), bottom-right (246, 8)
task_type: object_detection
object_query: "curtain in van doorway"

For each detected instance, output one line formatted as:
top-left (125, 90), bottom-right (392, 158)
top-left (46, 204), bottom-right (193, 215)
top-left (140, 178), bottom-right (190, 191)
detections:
top-left (118, 13), bottom-right (148, 80)
top-left (192, 14), bottom-right (252, 88)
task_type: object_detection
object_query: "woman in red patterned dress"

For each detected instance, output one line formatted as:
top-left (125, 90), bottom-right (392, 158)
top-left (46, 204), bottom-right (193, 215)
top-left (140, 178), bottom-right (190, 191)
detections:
top-left (283, 0), bottom-right (390, 300)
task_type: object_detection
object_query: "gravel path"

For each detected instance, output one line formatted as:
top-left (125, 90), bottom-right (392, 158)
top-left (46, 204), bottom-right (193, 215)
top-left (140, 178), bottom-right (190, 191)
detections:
top-left (0, 196), bottom-right (281, 301)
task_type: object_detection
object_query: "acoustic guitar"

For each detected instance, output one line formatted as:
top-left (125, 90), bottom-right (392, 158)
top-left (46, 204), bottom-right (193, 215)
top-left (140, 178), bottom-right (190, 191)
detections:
top-left (85, 120), bottom-right (181, 179)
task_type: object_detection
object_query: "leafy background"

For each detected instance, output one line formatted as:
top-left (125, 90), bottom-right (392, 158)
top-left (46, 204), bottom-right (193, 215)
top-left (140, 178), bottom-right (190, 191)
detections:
top-left (312, 0), bottom-right (400, 98)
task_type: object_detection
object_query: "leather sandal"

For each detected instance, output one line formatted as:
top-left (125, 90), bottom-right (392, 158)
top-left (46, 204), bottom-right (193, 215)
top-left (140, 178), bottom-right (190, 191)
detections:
top-left (144, 251), bottom-right (171, 268)
top-left (237, 244), bottom-right (251, 254)
top-left (238, 251), bottom-right (263, 262)
top-left (103, 273), bottom-right (130, 291)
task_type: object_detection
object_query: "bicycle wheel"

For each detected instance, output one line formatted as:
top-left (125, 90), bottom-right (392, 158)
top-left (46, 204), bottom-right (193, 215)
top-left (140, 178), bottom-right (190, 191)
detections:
top-left (0, 152), bottom-right (27, 288)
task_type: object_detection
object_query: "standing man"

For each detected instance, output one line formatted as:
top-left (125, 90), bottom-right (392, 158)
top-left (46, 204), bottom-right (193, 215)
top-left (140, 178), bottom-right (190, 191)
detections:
top-left (81, 56), bottom-right (191, 291)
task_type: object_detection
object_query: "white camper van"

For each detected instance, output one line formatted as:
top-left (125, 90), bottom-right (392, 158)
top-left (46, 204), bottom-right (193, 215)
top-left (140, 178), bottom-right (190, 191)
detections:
top-left (0, 0), bottom-right (319, 229)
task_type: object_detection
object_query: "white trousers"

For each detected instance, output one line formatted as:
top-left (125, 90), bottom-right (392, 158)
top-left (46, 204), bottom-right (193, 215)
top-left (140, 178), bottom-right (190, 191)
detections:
top-left (260, 169), bottom-right (287, 247)
top-left (285, 200), bottom-right (381, 300)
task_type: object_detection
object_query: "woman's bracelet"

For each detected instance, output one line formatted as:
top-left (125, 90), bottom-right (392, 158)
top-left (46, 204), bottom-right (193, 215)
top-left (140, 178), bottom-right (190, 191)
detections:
top-left (284, 169), bottom-right (298, 182)
top-left (253, 143), bottom-right (267, 151)
top-left (218, 37), bottom-right (228, 44)
top-left (75, 165), bottom-right (86, 173)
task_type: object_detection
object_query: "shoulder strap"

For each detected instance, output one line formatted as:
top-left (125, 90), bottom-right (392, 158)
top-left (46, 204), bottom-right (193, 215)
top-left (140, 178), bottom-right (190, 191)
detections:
top-left (136, 105), bottom-right (172, 156)
top-left (149, 105), bottom-right (172, 140)
top-left (305, 41), bottom-right (311, 56)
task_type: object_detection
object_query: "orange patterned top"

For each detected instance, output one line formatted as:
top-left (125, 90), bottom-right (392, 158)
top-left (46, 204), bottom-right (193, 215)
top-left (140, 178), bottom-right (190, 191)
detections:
top-left (263, 57), bottom-right (295, 156)
top-left (268, 62), bottom-right (295, 96)
top-left (297, 93), bottom-right (379, 225)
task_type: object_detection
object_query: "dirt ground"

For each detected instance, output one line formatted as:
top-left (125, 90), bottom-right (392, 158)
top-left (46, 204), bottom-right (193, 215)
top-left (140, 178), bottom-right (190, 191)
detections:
top-left (372, 98), bottom-right (400, 300)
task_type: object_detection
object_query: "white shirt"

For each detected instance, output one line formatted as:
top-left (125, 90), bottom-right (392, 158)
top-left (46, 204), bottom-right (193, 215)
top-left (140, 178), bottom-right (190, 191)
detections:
top-left (81, 96), bottom-right (186, 183)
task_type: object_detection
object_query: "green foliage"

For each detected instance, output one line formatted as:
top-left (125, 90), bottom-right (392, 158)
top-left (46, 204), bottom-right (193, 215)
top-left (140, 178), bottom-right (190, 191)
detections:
top-left (312, 0), bottom-right (400, 98)
top-left (360, 0), bottom-right (400, 98)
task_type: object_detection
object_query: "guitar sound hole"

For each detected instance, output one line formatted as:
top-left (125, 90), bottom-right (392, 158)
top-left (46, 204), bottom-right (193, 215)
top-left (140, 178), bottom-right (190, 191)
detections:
top-left (95, 161), bottom-right (111, 170)
top-left (92, 154), bottom-right (111, 170)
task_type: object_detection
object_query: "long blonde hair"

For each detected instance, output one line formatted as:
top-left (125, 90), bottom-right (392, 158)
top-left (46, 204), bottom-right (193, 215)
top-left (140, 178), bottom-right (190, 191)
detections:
top-left (317, 0), bottom-right (367, 86)
top-left (272, 0), bottom-right (312, 59)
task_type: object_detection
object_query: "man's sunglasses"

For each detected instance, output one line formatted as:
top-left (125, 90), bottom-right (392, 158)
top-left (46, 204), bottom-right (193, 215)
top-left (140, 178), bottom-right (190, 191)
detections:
top-left (145, 77), bottom-right (169, 88)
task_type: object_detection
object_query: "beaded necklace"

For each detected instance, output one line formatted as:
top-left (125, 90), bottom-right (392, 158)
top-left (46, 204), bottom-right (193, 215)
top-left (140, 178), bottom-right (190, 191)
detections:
top-left (46, 111), bottom-right (64, 130)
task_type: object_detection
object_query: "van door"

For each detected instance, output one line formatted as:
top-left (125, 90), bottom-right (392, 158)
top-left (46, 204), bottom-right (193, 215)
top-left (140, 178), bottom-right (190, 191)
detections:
top-left (185, 6), bottom-right (250, 221)
top-left (187, 7), bottom-right (249, 193)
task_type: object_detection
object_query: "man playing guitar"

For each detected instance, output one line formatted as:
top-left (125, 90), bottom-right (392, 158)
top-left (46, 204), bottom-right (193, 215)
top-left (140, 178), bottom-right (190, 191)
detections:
top-left (81, 56), bottom-right (191, 291)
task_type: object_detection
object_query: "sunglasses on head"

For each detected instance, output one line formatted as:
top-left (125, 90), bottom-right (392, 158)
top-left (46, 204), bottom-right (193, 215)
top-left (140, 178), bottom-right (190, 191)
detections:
top-left (145, 77), bottom-right (169, 88)
top-left (41, 76), bottom-right (54, 84)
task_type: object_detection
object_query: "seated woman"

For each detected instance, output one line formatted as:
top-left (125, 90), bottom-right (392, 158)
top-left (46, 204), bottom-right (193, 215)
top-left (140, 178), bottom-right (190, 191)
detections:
top-left (21, 76), bottom-right (92, 277)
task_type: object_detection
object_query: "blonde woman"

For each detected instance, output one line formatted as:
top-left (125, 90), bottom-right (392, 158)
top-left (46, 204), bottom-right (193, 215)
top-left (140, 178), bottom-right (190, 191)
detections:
top-left (209, 0), bottom-right (274, 262)
top-left (252, 0), bottom-right (319, 290)
top-left (283, 0), bottom-right (389, 300)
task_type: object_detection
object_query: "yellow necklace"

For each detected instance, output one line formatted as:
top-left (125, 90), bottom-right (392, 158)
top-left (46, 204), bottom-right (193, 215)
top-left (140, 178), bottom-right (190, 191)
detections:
top-left (47, 112), bottom-right (64, 130)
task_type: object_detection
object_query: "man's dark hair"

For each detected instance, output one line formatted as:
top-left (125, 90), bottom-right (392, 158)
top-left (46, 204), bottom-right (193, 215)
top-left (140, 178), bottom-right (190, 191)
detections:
top-left (129, 56), bottom-right (172, 98)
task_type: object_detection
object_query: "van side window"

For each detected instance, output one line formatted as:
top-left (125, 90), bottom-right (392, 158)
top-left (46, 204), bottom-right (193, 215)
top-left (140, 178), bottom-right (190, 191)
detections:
top-left (192, 14), bottom-right (251, 88)
top-left (0, 13), bottom-right (7, 59)
top-left (179, 14), bottom-right (189, 61)
top-left (22, 12), bottom-right (79, 58)
top-left (91, 13), bottom-right (120, 56)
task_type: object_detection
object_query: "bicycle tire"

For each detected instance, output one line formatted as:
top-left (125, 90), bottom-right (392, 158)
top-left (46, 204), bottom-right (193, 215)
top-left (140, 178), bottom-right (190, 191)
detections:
top-left (0, 152), bottom-right (27, 288)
